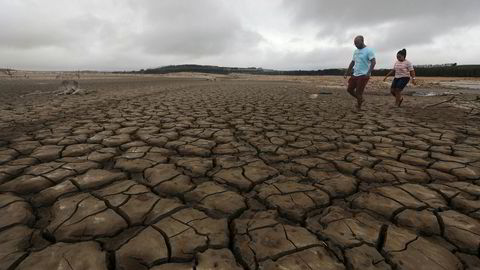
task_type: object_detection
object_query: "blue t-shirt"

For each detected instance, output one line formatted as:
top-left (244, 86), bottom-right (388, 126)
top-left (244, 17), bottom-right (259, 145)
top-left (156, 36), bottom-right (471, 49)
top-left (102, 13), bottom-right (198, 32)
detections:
top-left (352, 47), bottom-right (375, 76)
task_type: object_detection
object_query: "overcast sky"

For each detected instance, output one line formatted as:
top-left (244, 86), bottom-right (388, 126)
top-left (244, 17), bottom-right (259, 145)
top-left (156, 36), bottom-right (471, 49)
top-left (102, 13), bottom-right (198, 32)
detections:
top-left (1, 0), bottom-right (480, 71)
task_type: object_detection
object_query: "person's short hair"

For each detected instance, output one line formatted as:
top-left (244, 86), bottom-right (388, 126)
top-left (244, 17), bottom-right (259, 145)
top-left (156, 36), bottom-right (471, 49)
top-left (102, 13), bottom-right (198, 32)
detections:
top-left (355, 35), bottom-right (364, 42)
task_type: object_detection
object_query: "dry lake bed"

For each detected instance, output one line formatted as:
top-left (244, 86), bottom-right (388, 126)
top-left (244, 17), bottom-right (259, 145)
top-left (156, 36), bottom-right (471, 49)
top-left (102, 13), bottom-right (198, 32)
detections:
top-left (0, 73), bottom-right (480, 269)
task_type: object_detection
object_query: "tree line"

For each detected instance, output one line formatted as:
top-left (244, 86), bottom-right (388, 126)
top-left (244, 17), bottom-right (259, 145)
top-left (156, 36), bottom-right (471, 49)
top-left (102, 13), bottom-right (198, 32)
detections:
top-left (120, 64), bottom-right (480, 77)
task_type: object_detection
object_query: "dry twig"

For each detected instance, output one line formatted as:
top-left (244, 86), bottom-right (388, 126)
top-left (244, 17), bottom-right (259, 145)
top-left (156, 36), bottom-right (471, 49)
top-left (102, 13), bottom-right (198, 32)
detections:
top-left (423, 96), bottom-right (455, 109)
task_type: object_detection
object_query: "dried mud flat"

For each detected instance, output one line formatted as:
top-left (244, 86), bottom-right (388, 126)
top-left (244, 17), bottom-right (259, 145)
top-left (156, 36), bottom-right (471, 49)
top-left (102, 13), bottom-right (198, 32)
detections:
top-left (0, 75), bottom-right (480, 270)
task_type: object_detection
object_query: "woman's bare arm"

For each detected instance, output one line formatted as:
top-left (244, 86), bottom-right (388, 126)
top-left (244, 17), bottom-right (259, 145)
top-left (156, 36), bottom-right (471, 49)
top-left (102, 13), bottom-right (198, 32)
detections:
top-left (410, 70), bottom-right (416, 85)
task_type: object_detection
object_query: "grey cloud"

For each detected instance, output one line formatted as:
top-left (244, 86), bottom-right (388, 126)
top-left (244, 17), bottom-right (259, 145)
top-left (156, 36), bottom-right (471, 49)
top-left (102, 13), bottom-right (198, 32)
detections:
top-left (0, 0), bottom-right (479, 70)
top-left (256, 47), bottom-right (354, 70)
top-left (285, 0), bottom-right (480, 48)
top-left (140, 22), bottom-right (262, 57)
top-left (0, 6), bottom-right (71, 49)
top-left (135, 1), bottom-right (263, 57)
top-left (0, 0), bottom-right (264, 69)
top-left (0, 3), bottom-right (124, 51)
top-left (285, 0), bottom-right (480, 28)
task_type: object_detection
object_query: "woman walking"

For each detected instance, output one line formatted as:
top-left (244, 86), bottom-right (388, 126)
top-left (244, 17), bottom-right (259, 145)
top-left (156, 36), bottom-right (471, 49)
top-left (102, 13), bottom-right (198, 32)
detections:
top-left (383, 49), bottom-right (416, 106)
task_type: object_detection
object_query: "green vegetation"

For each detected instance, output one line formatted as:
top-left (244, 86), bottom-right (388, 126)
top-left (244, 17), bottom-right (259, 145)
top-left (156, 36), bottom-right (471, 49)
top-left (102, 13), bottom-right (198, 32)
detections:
top-left (139, 65), bottom-right (264, 75)
top-left (125, 64), bottom-right (480, 77)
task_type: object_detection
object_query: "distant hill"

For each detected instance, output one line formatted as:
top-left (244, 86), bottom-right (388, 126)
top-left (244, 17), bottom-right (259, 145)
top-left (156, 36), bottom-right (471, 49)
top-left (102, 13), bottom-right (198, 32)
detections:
top-left (411, 64), bottom-right (480, 77)
top-left (120, 64), bottom-right (480, 77)
top-left (139, 65), bottom-right (265, 75)
top-left (122, 64), bottom-right (364, 76)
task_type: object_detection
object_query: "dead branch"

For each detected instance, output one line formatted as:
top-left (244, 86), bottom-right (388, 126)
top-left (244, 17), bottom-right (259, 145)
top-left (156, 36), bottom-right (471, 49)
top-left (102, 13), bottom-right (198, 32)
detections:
top-left (20, 80), bottom-right (92, 97)
top-left (20, 90), bottom-right (54, 97)
top-left (3, 69), bottom-right (15, 78)
top-left (422, 96), bottom-right (456, 109)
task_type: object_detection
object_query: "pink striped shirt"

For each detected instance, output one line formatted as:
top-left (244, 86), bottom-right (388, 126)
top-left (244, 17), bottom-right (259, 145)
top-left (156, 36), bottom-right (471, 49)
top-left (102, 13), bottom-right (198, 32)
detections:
top-left (394, 60), bottom-right (414, 78)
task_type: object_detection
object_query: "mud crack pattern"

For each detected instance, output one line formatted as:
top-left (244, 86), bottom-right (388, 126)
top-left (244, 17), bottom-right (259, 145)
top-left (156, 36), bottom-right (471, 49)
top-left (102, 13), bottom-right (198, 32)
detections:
top-left (1, 78), bottom-right (480, 270)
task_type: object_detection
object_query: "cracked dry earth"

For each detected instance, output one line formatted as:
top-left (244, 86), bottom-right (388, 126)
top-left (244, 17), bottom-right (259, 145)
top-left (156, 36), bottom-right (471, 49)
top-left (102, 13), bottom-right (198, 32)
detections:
top-left (1, 77), bottom-right (480, 270)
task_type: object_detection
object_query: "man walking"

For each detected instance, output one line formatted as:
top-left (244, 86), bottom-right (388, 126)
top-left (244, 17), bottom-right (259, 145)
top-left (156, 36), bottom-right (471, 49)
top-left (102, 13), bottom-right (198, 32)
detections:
top-left (344, 35), bottom-right (376, 111)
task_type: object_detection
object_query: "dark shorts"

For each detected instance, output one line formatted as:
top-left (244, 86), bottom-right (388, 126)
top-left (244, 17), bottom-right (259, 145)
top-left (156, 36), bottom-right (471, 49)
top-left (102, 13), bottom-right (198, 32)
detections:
top-left (391, 77), bottom-right (410, 90)
top-left (347, 76), bottom-right (370, 92)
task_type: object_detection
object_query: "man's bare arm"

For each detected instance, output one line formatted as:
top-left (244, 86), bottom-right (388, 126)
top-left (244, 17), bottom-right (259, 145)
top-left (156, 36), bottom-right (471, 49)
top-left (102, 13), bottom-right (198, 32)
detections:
top-left (344, 61), bottom-right (355, 79)
top-left (383, 69), bottom-right (394, 81)
top-left (368, 58), bottom-right (376, 76)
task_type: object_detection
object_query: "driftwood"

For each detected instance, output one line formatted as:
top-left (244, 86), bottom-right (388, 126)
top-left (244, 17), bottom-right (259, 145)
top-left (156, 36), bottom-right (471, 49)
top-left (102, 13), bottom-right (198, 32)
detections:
top-left (3, 69), bottom-right (15, 78)
top-left (55, 71), bottom-right (81, 80)
top-left (423, 96), bottom-right (455, 109)
top-left (56, 80), bottom-right (89, 95)
top-left (20, 80), bottom-right (91, 97)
